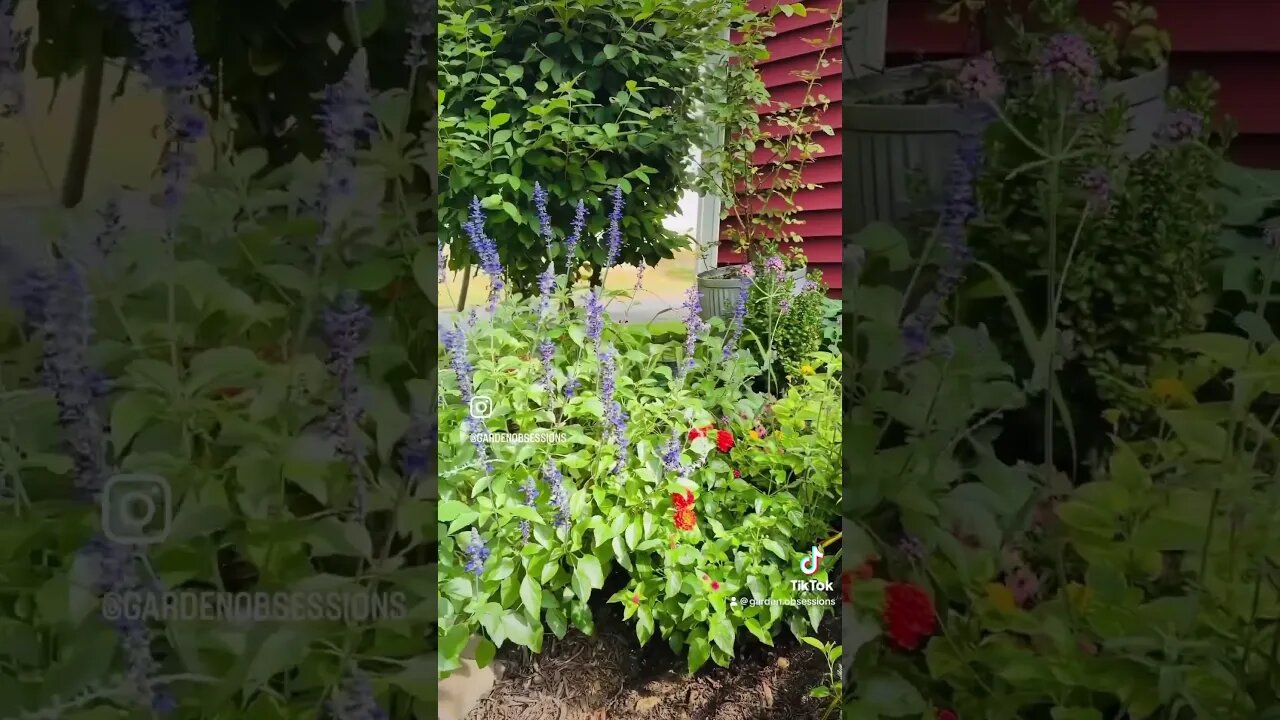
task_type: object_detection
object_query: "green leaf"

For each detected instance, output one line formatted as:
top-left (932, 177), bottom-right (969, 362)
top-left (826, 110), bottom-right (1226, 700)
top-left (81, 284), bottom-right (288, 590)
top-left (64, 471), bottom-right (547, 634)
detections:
top-left (862, 671), bottom-right (926, 716)
top-left (603, 44), bottom-right (619, 59)
top-left (576, 555), bottom-right (604, 591)
top-left (110, 391), bottom-right (165, 455)
top-left (519, 573), bottom-right (543, 618)
top-left (413, 247), bottom-right (435, 296)
top-left (343, 257), bottom-right (400, 291)
top-left (708, 613), bottom-right (735, 654)
top-left (687, 634), bottom-right (711, 674)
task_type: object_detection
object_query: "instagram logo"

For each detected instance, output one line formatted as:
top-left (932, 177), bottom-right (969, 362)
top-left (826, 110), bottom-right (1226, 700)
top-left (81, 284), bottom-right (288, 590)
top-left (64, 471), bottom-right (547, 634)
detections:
top-left (469, 395), bottom-right (494, 419)
top-left (102, 474), bottom-right (172, 544)
top-left (799, 545), bottom-right (823, 575)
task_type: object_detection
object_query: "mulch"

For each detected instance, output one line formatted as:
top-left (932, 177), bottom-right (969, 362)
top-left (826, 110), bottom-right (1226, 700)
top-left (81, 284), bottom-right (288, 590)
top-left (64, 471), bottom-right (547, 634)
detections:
top-left (465, 604), bottom-right (837, 720)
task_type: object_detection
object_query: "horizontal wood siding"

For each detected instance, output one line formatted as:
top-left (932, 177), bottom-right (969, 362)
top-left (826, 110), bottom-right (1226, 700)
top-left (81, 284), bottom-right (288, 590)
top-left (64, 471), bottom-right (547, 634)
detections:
top-left (882, 0), bottom-right (1280, 168)
top-left (728, 0), bottom-right (843, 296)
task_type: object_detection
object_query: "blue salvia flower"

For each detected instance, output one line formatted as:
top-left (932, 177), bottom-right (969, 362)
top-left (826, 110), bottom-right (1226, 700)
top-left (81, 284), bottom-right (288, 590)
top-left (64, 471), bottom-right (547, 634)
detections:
top-left (545, 460), bottom-right (569, 529)
top-left (10, 268), bottom-right (57, 331)
top-left (564, 373), bottom-right (580, 400)
top-left (519, 477), bottom-right (539, 542)
top-left (677, 288), bottom-right (706, 379)
top-left (463, 528), bottom-right (490, 575)
top-left (25, 262), bottom-right (111, 496)
top-left (399, 407), bottom-right (433, 482)
top-left (599, 344), bottom-right (629, 472)
top-left (316, 50), bottom-right (373, 246)
top-left (661, 428), bottom-right (681, 473)
top-left (901, 103), bottom-right (989, 360)
top-left (563, 200), bottom-right (588, 280)
top-left (404, 0), bottom-right (432, 68)
top-left (462, 197), bottom-right (504, 312)
top-left (100, 0), bottom-right (205, 213)
top-left (533, 182), bottom-right (553, 242)
top-left (722, 276), bottom-right (751, 359)
top-left (442, 322), bottom-right (475, 405)
top-left (466, 417), bottom-right (493, 475)
top-left (584, 287), bottom-right (604, 349)
top-left (326, 669), bottom-right (389, 720)
top-left (80, 536), bottom-right (172, 713)
top-left (322, 291), bottom-right (373, 515)
top-left (0, 0), bottom-right (29, 117)
top-left (537, 261), bottom-right (556, 318)
top-left (604, 185), bottom-right (624, 270)
top-left (539, 340), bottom-right (555, 392)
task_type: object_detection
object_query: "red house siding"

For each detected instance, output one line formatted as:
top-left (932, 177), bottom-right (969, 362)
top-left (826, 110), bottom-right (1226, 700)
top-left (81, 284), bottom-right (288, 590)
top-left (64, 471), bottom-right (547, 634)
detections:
top-left (883, 0), bottom-right (1280, 168)
top-left (725, 0), bottom-right (843, 296)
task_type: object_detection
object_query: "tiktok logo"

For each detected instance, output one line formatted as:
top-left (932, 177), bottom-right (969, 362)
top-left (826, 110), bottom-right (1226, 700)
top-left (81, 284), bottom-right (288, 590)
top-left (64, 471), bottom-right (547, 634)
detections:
top-left (799, 545), bottom-right (824, 575)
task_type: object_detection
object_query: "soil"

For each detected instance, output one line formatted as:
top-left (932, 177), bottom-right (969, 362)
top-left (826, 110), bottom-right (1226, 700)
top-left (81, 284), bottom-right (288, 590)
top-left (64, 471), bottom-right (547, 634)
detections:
top-left (464, 603), bottom-right (839, 720)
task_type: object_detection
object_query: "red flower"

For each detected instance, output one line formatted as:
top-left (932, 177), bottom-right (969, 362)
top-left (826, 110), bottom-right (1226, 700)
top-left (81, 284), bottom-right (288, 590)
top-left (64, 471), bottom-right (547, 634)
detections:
top-left (631, 594), bottom-right (641, 605)
top-left (688, 427), bottom-right (705, 441)
top-left (883, 582), bottom-right (936, 650)
top-left (710, 581), bottom-right (720, 591)
top-left (732, 468), bottom-right (741, 478)
top-left (715, 430), bottom-right (735, 453)
top-left (937, 711), bottom-right (958, 720)
top-left (672, 490), bottom-right (697, 531)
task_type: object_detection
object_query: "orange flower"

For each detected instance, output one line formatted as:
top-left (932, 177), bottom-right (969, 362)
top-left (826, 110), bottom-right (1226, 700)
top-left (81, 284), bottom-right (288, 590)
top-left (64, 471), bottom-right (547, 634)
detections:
top-left (672, 490), bottom-right (697, 531)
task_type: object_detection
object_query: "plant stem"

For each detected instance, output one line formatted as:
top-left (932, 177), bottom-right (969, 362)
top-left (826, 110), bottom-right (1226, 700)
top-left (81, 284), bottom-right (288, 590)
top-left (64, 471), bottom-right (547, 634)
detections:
top-left (61, 31), bottom-right (105, 209)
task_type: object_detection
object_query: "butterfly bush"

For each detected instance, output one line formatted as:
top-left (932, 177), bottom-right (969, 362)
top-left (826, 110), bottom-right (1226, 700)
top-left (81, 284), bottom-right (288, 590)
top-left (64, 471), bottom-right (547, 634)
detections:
top-left (438, 187), bottom-right (841, 678)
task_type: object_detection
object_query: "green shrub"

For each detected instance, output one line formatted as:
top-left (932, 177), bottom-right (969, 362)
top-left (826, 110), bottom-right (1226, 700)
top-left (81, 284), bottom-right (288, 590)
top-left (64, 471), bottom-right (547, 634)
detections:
top-left (439, 0), bottom-right (777, 291)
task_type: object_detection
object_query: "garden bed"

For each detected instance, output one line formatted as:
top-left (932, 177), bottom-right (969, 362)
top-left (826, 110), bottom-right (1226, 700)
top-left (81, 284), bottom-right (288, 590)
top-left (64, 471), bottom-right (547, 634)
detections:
top-left (467, 602), bottom-right (838, 720)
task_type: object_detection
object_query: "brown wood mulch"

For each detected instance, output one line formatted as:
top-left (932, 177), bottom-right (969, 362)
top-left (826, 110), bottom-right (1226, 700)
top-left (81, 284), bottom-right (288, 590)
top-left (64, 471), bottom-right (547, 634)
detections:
top-left (465, 607), bottom-right (837, 720)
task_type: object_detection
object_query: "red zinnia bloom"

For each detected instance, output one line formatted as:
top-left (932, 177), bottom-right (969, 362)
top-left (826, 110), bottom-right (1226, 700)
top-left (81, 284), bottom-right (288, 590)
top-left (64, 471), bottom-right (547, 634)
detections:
top-left (732, 468), bottom-right (741, 478)
top-left (883, 582), bottom-right (936, 650)
top-left (710, 581), bottom-right (720, 591)
top-left (632, 594), bottom-right (641, 605)
top-left (672, 490), bottom-right (697, 531)
top-left (688, 427), bottom-right (705, 441)
top-left (716, 430), bottom-right (735, 452)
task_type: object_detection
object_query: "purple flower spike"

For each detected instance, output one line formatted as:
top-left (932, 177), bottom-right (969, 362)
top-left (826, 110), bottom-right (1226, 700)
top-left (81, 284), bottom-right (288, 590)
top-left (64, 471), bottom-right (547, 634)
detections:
top-left (539, 340), bottom-right (555, 392)
top-left (462, 197), bottom-right (505, 312)
top-left (563, 201), bottom-right (588, 280)
top-left (605, 185), bottom-right (624, 270)
top-left (599, 344), bottom-right (629, 473)
top-left (585, 287), bottom-right (604, 349)
top-left (723, 275), bottom-right (751, 360)
top-left (463, 528), bottom-right (490, 576)
top-left (100, 0), bottom-right (206, 214)
top-left (322, 291), bottom-right (373, 516)
top-left (404, 0), bottom-right (432, 68)
top-left (677, 288), bottom-right (706, 379)
top-left (315, 50), bottom-right (373, 246)
top-left (545, 460), bottom-right (570, 529)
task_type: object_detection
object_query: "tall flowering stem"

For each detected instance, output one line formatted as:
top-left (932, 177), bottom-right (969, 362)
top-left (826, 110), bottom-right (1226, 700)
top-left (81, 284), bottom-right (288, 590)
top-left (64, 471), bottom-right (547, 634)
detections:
top-left (545, 460), bottom-right (569, 529)
top-left (462, 198), bottom-right (505, 313)
top-left (677, 288), bottom-right (706, 379)
top-left (563, 201), bottom-right (588, 282)
top-left (100, 0), bottom-right (206, 217)
top-left (322, 291), bottom-right (373, 516)
top-left (604, 185), bottom-right (624, 272)
top-left (316, 50), bottom-right (373, 247)
top-left (723, 265), bottom-right (753, 359)
top-left (442, 320), bottom-right (491, 474)
top-left (599, 344), bottom-right (629, 473)
top-left (584, 287), bottom-right (604, 349)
